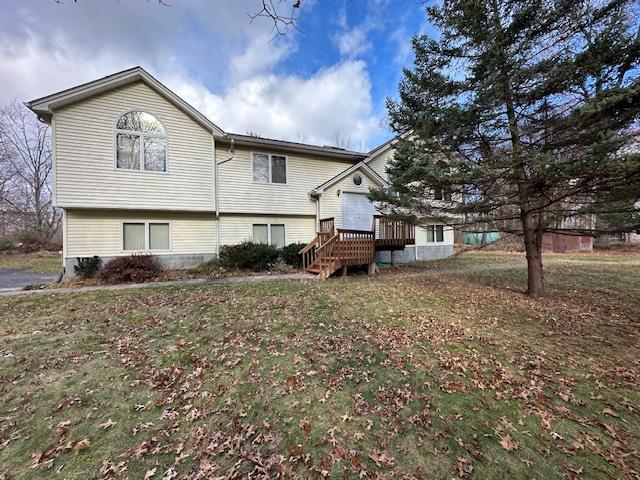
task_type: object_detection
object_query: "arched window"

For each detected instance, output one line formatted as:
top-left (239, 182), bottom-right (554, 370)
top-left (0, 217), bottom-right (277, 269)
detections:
top-left (115, 111), bottom-right (166, 172)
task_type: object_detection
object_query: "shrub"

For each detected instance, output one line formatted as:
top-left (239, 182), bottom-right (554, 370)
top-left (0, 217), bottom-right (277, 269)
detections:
top-left (280, 242), bottom-right (306, 268)
top-left (74, 256), bottom-right (101, 278)
top-left (15, 232), bottom-right (61, 253)
top-left (97, 255), bottom-right (161, 284)
top-left (219, 242), bottom-right (281, 271)
top-left (0, 238), bottom-right (12, 251)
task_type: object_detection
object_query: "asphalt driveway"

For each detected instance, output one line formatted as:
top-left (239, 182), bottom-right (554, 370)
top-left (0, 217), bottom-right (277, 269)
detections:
top-left (0, 268), bottom-right (60, 290)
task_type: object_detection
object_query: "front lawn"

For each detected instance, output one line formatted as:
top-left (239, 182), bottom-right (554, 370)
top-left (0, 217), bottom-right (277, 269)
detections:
top-left (1, 252), bottom-right (638, 479)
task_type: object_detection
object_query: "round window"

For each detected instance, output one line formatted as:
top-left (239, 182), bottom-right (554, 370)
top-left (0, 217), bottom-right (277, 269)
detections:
top-left (353, 174), bottom-right (363, 186)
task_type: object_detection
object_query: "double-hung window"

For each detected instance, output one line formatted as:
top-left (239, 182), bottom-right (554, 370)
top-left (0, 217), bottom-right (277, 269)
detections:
top-left (426, 225), bottom-right (445, 243)
top-left (116, 111), bottom-right (167, 172)
top-left (433, 187), bottom-right (452, 201)
top-left (123, 222), bottom-right (170, 251)
top-left (253, 224), bottom-right (285, 247)
top-left (253, 153), bottom-right (286, 183)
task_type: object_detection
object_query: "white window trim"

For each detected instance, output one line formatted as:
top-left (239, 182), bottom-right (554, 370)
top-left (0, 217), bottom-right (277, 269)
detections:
top-left (252, 223), bottom-right (286, 246)
top-left (121, 220), bottom-right (172, 253)
top-left (251, 151), bottom-right (288, 185)
top-left (114, 110), bottom-right (169, 174)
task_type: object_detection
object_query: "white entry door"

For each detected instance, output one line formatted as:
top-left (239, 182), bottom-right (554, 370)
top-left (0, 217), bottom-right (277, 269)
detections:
top-left (342, 192), bottom-right (375, 231)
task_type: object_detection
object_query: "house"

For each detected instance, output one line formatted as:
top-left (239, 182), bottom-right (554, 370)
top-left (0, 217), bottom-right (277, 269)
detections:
top-left (26, 67), bottom-right (454, 278)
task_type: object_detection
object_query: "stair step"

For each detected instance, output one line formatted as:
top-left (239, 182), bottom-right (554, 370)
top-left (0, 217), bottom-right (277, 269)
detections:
top-left (306, 267), bottom-right (321, 274)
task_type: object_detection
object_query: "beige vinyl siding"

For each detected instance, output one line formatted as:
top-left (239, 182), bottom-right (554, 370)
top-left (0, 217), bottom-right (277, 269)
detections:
top-left (319, 168), bottom-right (381, 229)
top-left (367, 147), bottom-right (394, 181)
top-left (65, 209), bottom-right (216, 257)
top-left (218, 215), bottom-right (316, 246)
top-left (54, 81), bottom-right (214, 211)
top-left (217, 145), bottom-right (357, 216)
top-left (415, 223), bottom-right (454, 246)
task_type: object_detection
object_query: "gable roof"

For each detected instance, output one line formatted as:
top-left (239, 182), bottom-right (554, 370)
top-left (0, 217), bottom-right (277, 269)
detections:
top-left (364, 135), bottom-right (399, 164)
top-left (25, 66), bottom-right (397, 160)
top-left (311, 161), bottom-right (388, 195)
top-left (25, 66), bottom-right (225, 136)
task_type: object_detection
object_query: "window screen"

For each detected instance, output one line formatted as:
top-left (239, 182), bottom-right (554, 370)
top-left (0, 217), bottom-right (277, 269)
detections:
top-left (253, 224), bottom-right (268, 244)
top-left (123, 223), bottom-right (145, 250)
top-left (149, 223), bottom-right (170, 250)
top-left (270, 224), bottom-right (285, 248)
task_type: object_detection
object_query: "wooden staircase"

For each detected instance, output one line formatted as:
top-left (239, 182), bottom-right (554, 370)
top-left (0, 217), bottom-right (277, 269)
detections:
top-left (299, 216), bottom-right (415, 279)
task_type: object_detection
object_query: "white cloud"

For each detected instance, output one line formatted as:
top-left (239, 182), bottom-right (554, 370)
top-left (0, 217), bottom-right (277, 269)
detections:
top-left (230, 33), bottom-right (295, 80)
top-left (332, 26), bottom-right (373, 59)
top-left (0, 0), bottom-right (385, 148)
top-left (165, 60), bottom-right (380, 149)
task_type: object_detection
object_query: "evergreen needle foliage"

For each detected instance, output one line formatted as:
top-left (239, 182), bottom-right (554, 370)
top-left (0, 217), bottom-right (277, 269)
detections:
top-left (372, 0), bottom-right (640, 296)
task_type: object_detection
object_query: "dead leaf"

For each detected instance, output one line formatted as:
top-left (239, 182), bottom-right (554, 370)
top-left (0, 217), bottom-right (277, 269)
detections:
top-left (56, 420), bottom-right (71, 436)
top-left (500, 435), bottom-right (518, 452)
top-left (368, 450), bottom-right (395, 468)
top-left (73, 438), bottom-right (90, 454)
top-left (144, 467), bottom-right (157, 479)
top-left (454, 457), bottom-right (473, 477)
top-left (602, 407), bottom-right (619, 418)
top-left (99, 419), bottom-right (117, 430)
top-left (443, 381), bottom-right (465, 393)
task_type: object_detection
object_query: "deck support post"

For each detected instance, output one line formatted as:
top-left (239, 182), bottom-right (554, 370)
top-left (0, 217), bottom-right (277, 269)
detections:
top-left (367, 262), bottom-right (378, 276)
top-left (341, 265), bottom-right (348, 277)
top-left (390, 250), bottom-right (396, 266)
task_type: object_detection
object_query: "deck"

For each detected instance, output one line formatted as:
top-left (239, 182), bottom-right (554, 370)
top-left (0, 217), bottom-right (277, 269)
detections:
top-left (299, 216), bottom-right (415, 279)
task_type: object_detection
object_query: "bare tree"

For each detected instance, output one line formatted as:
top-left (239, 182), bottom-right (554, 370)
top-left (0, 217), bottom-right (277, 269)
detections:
top-left (248, 0), bottom-right (303, 37)
top-left (0, 102), bottom-right (61, 242)
top-left (332, 131), bottom-right (352, 150)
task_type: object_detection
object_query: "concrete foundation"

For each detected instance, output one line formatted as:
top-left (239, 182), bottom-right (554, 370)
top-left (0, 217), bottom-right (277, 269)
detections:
top-left (375, 245), bottom-right (454, 264)
top-left (64, 253), bottom-right (217, 279)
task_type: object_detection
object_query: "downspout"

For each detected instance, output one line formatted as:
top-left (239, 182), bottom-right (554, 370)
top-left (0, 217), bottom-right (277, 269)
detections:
top-left (215, 137), bottom-right (234, 255)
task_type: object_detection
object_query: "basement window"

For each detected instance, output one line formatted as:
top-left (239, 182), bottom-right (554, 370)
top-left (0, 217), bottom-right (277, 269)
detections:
top-left (427, 225), bottom-right (445, 243)
top-left (253, 224), bottom-right (285, 247)
top-left (123, 222), bottom-right (170, 251)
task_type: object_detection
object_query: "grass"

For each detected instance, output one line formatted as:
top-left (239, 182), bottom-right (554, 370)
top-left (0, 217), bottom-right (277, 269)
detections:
top-left (0, 251), bottom-right (62, 273)
top-left (1, 251), bottom-right (638, 479)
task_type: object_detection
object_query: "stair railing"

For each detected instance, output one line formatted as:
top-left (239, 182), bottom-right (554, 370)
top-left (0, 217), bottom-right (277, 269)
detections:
top-left (299, 236), bottom-right (319, 270)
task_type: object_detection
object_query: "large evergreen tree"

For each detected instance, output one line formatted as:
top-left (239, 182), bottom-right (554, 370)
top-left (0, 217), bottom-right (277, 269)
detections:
top-left (374, 0), bottom-right (640, 297)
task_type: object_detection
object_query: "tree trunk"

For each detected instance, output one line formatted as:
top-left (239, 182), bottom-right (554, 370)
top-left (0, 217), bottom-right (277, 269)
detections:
top-left (522, 213), bottom-right (545, 297)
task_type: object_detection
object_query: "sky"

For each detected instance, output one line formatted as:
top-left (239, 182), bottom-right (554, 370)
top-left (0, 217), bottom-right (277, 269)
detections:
top-left (0, 0), bottom-right (430, 151)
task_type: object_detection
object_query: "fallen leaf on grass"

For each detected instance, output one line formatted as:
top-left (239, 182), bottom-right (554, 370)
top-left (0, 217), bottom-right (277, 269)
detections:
top-left (443, 381), bottom-right (466, 393)
top-left (500, 435), bottom-right (518, 452)
top-left (73, 438), bottom-right (90, 454)
top-left (99, 419), bottom-right (117, 430)
top-left (144, 467), bottom-right (157, 479)
top-left (369, 450), bottom-right (395, 468)
top-left (454, 457), bottom-right (473, 477)
top-left (56, 421), bottom-right (71, 436)
top-left (602, 407), bottom-right (619, 418)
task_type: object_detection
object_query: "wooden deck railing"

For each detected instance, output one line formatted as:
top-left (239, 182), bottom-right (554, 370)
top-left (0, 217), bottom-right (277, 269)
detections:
top-left (334, 228), bottom-right (375, 266)
top-left (300, 215), bottom-right (413, 278)
top-left (373, 216), bottom-right (415, 248)
top-left (319, 217), bottom-right (335, 235)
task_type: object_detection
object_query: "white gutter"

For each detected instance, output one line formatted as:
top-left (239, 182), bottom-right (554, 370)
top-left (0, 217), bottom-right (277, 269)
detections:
top-left (214, 137), bottom-right (234, 255)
